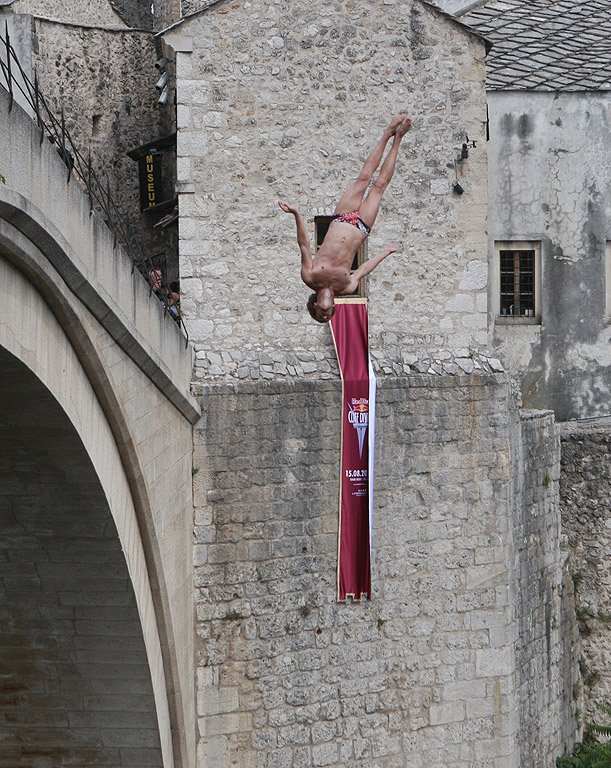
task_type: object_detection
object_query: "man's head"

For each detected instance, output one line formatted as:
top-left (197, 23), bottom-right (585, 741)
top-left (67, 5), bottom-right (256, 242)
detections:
top-left (307, 289), bottom-right (336, 323)
top-left (149, 269), bottom-right (162, 291)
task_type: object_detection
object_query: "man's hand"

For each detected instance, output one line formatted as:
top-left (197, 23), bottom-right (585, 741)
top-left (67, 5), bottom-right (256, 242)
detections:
top-left (279, 201), bottom-right (313, 278)
top-left (278, 200), bottom-right (298, 215)
top-left (347, 242), bottom-right (402, 289)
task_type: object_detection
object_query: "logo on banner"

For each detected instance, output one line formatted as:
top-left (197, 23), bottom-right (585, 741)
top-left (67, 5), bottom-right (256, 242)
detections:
top-left (347, 398), bottom-right (369, 458)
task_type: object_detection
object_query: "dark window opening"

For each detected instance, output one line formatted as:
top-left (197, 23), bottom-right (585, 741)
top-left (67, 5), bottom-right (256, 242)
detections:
top-left (314, 216), bottom-right (365, 297)
top-left (500, 249), bottom-right (535, 317)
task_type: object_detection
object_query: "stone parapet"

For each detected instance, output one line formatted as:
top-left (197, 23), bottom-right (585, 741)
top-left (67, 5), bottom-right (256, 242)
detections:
top-left (191, 344), bottom-right (506, 381)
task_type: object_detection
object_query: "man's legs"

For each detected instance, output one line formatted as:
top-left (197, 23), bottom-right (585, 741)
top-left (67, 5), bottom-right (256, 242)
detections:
top-left (333, 115), bottom-right (406, 215)
top-left (359, 117), bottom-right (411, 228)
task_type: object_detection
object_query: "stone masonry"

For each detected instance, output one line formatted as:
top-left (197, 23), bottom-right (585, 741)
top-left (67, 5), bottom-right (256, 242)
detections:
top-left (560, 421), bottom-right (611, 726)
top-left (1, 5), bottom-right (176, 271)
top-left (0, 83), bottom-right (197, 766)
top-left (168, 0), bottom-right (490, 381)
top-left (9, 0), bottom-right (125, 27)
top-left (193, 375), bottom-right (578, 768)
top-left (29, 15), bottom-right (175, 260)
top-left (0, 351), bottom-right (164, 768)
top-left (514, 413), bottom-right (581, 763)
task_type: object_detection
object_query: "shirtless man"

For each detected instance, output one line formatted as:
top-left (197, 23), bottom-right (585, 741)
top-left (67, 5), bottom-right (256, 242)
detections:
top-left (279, 114), bottom-right (412, 323)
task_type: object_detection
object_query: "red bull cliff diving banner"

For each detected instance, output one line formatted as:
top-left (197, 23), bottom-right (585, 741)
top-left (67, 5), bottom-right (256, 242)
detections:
top-left (330, 298), bottom-right (376, 601)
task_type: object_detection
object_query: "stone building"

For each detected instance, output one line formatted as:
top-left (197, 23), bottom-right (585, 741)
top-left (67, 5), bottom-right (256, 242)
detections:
top-left (161, 0), bottom-right (491, 382)
top-left (433, 0), bottom-right (611, 740)
top-left (2, 0), bottom-right (177, 276)
top-left (449, 0), bottom-right (611, 421)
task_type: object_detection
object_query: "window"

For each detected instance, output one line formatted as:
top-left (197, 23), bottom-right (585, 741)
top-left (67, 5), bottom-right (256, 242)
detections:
top-left (315, 216), bottom-right (366, 298)
top-left (495, 241), bottom-right (541, 324)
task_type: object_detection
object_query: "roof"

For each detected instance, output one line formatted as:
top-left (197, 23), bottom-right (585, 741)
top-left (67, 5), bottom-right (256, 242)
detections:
top-left (419, 0), bottom-right (492, 50)
top-left (458, 0), bottom-right (611, 91)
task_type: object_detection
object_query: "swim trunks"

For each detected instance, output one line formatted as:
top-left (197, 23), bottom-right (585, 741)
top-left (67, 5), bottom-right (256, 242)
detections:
top-left (331, 211), bottom-right (371, 237)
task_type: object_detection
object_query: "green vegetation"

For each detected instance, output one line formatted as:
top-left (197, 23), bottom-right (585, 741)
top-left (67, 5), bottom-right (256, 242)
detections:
top-left (572, 572), bottom-right (583, 589)
top-left (558, 702), bottom-right (611, 768)
top-left (579, 659), bottom-right (600, 689)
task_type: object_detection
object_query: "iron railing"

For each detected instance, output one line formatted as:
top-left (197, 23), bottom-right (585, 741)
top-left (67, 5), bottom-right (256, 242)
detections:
top-left (0, 23), bottom-right (187, 342)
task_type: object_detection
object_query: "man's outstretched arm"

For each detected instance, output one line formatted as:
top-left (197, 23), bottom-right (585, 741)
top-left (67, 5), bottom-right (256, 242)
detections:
top-left (278, 201), bottom-right (313, 280)
top-left (342, 243), bottom-right (399, 293)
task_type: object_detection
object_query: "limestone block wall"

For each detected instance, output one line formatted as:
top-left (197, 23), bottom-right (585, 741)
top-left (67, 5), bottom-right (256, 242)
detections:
top-left (560, 422), bottom-right (611, 723)
top-left (193, 375), bottom-right (578, 768)
top-left (170, 0), bottom-right (490, 382)
top-left (514, 413), bottom-right (581, 763)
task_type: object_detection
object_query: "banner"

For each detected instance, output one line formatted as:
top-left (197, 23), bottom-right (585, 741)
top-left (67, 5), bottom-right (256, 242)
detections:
top-left (330, 298), bottom-right (376, 601)
top-left (138, 151), bottom-right (162, 211)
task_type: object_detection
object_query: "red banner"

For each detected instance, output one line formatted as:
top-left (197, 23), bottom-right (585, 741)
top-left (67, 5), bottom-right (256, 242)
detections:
top-left (330, 298), bottom-right (376, 601)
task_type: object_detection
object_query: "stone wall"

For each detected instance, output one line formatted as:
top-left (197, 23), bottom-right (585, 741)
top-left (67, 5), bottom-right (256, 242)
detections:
top-left (514, 412), bottom-right (581, 763)
top-left (560, 421), bottom-right (611, 724)
top-left (169, 0), bottom-right (490, 382)
top-left (111, 0), bottom-right (154, 29)
top-left (9, 0), bottom-right (125, 27)
top-left (28, 16), bottom-right (176, 267)
top-left (153, 0), bottom-right (180, 32)
top-left (0, 11), bottom-right (177, 277)
top-left (193, 374), bottom-right (578, 768)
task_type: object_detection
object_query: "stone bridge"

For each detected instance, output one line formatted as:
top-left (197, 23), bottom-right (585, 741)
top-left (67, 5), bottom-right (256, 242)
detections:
top-left (0, 86), bottom-right (198, 767)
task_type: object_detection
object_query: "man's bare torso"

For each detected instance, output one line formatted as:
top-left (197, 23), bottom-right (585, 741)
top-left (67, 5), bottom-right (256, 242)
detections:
top-left (303, 221), bottom-right (366, 294)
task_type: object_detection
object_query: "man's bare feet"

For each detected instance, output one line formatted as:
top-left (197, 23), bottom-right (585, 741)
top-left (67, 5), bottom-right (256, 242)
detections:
top-left (396, 116), bottom-right (412, 136)
top-left (388, 114), bottom-right (407, 135)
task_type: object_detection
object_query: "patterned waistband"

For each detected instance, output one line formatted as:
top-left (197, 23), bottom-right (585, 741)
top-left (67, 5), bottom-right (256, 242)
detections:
top-left (331, 211), bottom-right (371, 237)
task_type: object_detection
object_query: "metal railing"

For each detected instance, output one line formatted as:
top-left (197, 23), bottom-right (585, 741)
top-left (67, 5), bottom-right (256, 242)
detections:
top-left (0, 22), bottom-right (188, 342)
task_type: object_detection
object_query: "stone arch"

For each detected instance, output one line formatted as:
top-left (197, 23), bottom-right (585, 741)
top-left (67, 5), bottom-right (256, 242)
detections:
top-left (0, 346), bottom-right (164, 767)
top-left (0, 210), bottom-right (185, 767)
top-left (0, 84), bottom-right (196, 767)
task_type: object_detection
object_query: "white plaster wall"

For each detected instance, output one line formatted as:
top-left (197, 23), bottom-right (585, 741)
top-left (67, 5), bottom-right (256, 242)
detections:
top-left (487, 90), bottom-right (611, 419)
top-left (169, 0), bottom-right (489, 381)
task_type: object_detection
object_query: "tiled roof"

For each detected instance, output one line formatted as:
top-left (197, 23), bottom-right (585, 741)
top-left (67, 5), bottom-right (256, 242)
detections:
top-left (458, 0), bottom-right (611, 91)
